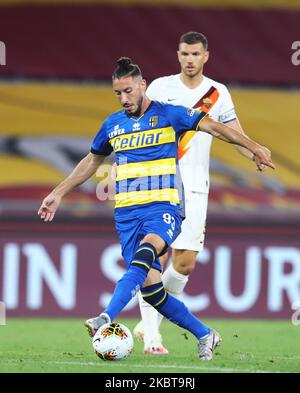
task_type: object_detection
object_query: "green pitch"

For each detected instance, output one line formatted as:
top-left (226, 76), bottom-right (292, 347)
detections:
top-left (0, 318), bottom-right (299, 373)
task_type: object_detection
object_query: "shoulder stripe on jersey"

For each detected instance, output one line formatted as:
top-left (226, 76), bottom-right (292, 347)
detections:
top-left (177, 111), bottom-right (208, 160)
top-left (193, 86), bottom-right (220, 111)
top-left (177, 88), bottom-right (219, 160)
top-left (178, 131), bottom-right (196, 160)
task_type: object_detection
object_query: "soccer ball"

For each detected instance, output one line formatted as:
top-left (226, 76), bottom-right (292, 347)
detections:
top-left (92, 322), bottom-right (133, 361)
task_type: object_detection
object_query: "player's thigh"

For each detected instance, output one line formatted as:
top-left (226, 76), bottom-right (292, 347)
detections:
top-left (115, 218), bottom-right (144, 269)
top-left (171, 191), bottom-right (208, 252)
top-left (142, 205), bottom-right (182, 249)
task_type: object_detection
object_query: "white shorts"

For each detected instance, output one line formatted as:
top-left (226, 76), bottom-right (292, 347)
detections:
top-left (171, 191), bottom-right (208, 252)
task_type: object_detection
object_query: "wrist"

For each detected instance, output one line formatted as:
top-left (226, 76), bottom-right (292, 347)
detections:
top-left (51, 189), bottom-right (64, 199)
top-left (252, 145), bottom-right (263, 159)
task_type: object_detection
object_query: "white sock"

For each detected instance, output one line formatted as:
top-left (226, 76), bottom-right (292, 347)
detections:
top-left (157, 264), bottom-right (189, 327)
top-left (137, 292), bottom-right (160, 349)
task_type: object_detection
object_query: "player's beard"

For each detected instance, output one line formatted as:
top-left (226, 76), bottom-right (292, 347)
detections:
top-left (128, 96), bottom-right (143, 117)
top-left (184, 64), bottom-right (203, 79)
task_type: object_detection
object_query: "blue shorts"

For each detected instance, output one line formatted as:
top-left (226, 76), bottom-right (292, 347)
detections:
top-left (115, 202), bottom-right (182, 271)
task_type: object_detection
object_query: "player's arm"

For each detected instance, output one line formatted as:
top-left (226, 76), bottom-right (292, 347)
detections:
top-left (217, 86), bottom-right (271, 168)
top-left (225, 118), bottom-right (253, 159)
top-left (198, 116), bottom-right (275, 171)
top-left (38, 152), bottom-right (105, 222)
top-left (226, 118), bottom-right (270, 171)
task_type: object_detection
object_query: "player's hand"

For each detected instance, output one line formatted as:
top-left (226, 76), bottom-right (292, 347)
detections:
top-left (38, 193), bottom-right (62, 222)
top-left (253, 146), bottom-right (275, 171)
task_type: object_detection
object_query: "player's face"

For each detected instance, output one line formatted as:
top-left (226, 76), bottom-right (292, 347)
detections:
top-left (113, 76), bottom-right (146, 116)
top-left (177, 42), bottom-right (209, 78)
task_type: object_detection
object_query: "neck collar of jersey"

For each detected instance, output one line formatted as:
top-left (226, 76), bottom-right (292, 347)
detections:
top-left (124, 100), bottom-right (154, 121)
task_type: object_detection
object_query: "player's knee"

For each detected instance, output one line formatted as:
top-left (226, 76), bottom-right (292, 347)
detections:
top-left (173, 254), bottom-right (197, 275)
top-left (131, 243), bottom-right (158, 272)
top-left (176, 264), bottom-right (195, 275)
top-left (141, 233), bottom-right (166, 255)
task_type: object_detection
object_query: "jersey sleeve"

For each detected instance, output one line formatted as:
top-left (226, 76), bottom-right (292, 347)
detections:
top-left (218, 85), bottom-right (237, 124)
top-left (90, 119), bottom-right (113, 156)
top-left (164, 103), bottom-right (207, 133)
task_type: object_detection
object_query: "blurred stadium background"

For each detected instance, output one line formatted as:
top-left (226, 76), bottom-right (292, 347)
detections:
top-left (0, 0), bottom-right (300, 323)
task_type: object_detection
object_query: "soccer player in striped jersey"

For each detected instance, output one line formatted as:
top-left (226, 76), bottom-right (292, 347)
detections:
top-left (134, 31), bottom-right (271, 355)
top-left (38, 57), bottom-right (274, 360)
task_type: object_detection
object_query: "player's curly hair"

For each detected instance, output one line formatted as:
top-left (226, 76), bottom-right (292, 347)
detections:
top-left (179, 32), bottom-right (208, 50)
top-left (112, 57), bottom-right (142, 79)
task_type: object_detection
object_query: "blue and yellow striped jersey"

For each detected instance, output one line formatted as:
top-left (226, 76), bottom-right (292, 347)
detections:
top-left (91, 101), bottom-right (206, 214)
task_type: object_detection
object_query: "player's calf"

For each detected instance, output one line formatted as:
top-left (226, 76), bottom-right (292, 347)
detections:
top-left (141, 281), bottom-right (222, 360)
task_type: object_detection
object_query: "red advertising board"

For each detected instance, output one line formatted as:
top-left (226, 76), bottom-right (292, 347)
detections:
top-left (0, 4), bottom-right (299, 85)
top-left (0, 223), bottom-right (299, 319)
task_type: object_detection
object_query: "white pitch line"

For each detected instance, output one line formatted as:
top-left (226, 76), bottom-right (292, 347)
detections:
top-left (47, 360), bottom-right (243, 373)
top-left (3, 359), bottom-right (288, 373)
top-left (243, 355), bottom-right (300, 361)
